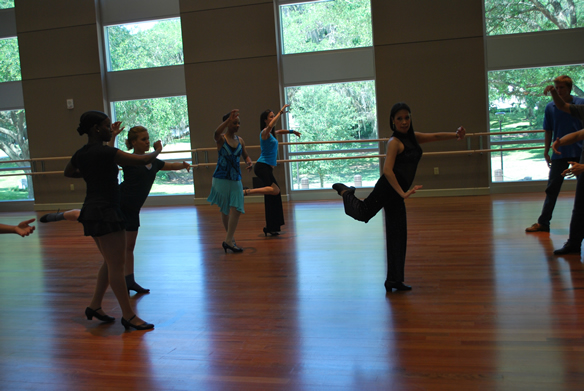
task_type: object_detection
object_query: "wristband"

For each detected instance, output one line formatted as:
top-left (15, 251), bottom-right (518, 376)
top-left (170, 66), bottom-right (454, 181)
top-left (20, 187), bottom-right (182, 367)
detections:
top-left (289, 130), bottom-right (294, 134)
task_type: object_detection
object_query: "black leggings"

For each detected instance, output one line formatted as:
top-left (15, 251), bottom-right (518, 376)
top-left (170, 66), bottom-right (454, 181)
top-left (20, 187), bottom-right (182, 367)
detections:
top-left (254, 162), bottom-right (285, 231)
top-left (342, 176), bottom-right (407, 282)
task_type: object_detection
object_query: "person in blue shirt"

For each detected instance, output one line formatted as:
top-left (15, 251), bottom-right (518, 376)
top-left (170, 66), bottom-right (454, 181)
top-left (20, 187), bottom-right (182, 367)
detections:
top-left (244, 105), bottom-right (301, 236)
top-left (526, 75), bottom-right (584, 233)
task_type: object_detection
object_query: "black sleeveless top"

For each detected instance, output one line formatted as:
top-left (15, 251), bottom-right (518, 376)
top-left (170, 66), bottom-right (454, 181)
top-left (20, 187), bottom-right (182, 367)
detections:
top-left (391, 129), bottom-right (423, 192)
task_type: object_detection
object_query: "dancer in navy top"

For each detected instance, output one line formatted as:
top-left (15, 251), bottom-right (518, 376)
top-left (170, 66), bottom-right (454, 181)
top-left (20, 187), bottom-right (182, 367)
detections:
top-left (333, 103), bottom-right (465, 293)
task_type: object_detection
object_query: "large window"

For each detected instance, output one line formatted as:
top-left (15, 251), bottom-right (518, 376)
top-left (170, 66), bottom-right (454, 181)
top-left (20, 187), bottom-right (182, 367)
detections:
top-left (112, 96), bottom-right (193, 195)
top-left (280, 0), bottom-right (373, 54)
top-left (0, 37), bottom-right (21, 82)
top-left (488, 65), bottom-right (584, 182)
top-left (0, 109), bottom-right (32, 201)
top-left (286, 80), bottom-right (378, 190)
top-left (105, 18), bottom-right (184, 72)
top-left (485, 0), bottom-right (584, 36)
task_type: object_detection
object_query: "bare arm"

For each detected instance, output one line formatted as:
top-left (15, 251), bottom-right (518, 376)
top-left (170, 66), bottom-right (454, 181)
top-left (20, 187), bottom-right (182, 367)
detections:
top-left (382, 138), bottom-right (422, 199)
top-left (161, 161), bottom-right (191, 172)
top-left (261, 104), bottom-right (290, 140)
top-left (239, 137), bottom-right (253, 172)
top-left (552, 129), bottom-right (584, 154)
top-left (275, 129), bottom-right (301, 137)
top-left (114, 140), bottom-right (162, 166)
top-left (106, 121), bottom-right (124, 147)
top-left (415, 127), bottom-right (466, 144)
top-left (544, 85), bottom-right (570, 113)
top-left (215, 110), bottom-right (239, 145)
top-left (0, 219), bottom-right (35, 237)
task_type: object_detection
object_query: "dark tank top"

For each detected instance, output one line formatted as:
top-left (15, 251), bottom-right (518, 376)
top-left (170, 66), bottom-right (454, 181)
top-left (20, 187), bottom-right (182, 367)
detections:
top-left (391, 129), bottom-right (423, 192)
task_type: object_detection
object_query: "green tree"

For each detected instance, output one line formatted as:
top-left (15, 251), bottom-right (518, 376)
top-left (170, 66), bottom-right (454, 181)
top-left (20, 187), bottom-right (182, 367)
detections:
top-left (0, 109), bottom-right (33, 198)
top-left (0, 0), bottom-right (15, 9)
top-left (485, 0), bottom-right (584, 35)
top-left (286, 81), bottom-right (378, 187)
top-left (0, 38), bottom-right (21, 82)
top-left (281, 0), bottom-right (373, 54)
top-left (488, 65), bottom-right (584, 141)
top-left (113, 96), bottom-right (189, 148)
top-left (107, 18), bottom-right (184, 71)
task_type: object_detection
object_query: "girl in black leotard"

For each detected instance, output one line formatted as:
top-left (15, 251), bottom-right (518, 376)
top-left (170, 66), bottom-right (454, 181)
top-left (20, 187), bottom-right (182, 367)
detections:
top-left (65, 111), bottom-right (162, 330)
top-left (333, 103), bottom-right (465, 293)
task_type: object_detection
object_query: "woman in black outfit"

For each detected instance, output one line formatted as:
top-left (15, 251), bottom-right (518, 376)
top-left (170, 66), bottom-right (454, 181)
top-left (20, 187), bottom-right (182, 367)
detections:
top-left (333, 103), bottom-right (465, 292)
top-left (65, 111), bottom-right (162, 330)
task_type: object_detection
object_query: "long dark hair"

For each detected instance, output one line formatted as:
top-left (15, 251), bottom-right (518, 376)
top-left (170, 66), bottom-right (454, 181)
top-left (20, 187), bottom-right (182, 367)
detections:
top-left (260, 109), bottom-right (275, 137)
top-left (77, 111), bottom-right (108, 136)
top-left (389, 102), bottom-right (419, 148)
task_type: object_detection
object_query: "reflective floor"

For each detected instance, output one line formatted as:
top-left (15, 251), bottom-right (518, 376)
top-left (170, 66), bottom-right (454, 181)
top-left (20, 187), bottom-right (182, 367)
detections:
top-left (1, 192), bottom-right (584, 390)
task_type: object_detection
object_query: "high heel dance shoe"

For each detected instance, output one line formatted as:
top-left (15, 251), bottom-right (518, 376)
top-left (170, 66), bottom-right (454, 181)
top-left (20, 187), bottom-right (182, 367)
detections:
top-left (85, 307), bottom-right (115, 322)
top-left (332, 183), bottom-right (355, 196)
top-left (384, 281), bottom-right (412, 292)
top-left (263, 227), bottom-right (280, 237)
top-left (121, 315), bottom-right (154, 331)
top-left (222, 241), bottom-right (243, 253)
top-left (125, 274), bottom-right (150, 294)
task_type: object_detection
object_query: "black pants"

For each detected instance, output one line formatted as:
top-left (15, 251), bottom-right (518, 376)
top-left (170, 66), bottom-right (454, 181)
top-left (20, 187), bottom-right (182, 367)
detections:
top-left (342, 176), bottom-right (407, 282)
top-left (538, 158), bottom-right (576, 227)
top-left (254, 162), bottom-right (285, 232)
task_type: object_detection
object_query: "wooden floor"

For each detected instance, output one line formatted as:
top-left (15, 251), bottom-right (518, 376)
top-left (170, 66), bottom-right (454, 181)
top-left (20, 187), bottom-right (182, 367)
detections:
top-left (2, 192), bottom-right (584, 390)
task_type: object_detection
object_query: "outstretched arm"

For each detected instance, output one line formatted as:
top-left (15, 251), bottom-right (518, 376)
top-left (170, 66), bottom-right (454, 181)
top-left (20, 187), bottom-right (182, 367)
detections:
top-left (275, 129), bottom-right (301, 137)
top-left (261, 104), bottom-right (290, 140)
top-left (552, 129), bottom-right (584, 154)
top-left (415, 126), bottom-right (465, 144)
top-left (383, 138), bottom-right (422, 199)
top-left (114, 140), bottom-right (162, 166)
top-left (0, 219), bottom-right (35, 237)
top-left (544, 85), bottom-right (570, 113)
top-left (161, 161), bottom-right (191, 172)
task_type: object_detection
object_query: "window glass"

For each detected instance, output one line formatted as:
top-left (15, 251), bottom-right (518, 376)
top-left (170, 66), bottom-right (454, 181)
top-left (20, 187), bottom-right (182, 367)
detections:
top-left (0, 0), bottom-right (14, 9)
top-left (106, 18), bottom-right (184, 72)
top-left (0, 37), bottom-right (21, 82)
top-left (488, 65), bottom-right (584, 182)
top-left (112, 96), bottom-right (193, 195)
top-left (285, 80), bottom-right (378, 190)
top-left (280, 0), bottom-right (373, 55)
top-left (0, 109), bottom-right (33, 201)
top-left (485, 0), bottom-right (584, 36)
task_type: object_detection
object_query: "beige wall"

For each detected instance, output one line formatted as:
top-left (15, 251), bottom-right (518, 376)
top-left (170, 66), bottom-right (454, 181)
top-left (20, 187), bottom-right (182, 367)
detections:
top-left (12, 0), bottom-right (491, 209)
top-left (371, 0), bottom-right (489, 191)
top-left (180, 0), bottom-right (282, 199)
top-left (15, 0), bottom-right (106, 206)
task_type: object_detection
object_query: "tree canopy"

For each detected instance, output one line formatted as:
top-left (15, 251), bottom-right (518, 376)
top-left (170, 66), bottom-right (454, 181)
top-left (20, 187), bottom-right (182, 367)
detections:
top-left (281, 0), bottom-right (372, 54)
top-left (107, 18), bottom-right (184, 71)
top-left (0, 0), bottom-right (14, 9)
top-left (485, 0), bottom-right (584, 35)
top-left (0, 38), bottom-right (21, 83)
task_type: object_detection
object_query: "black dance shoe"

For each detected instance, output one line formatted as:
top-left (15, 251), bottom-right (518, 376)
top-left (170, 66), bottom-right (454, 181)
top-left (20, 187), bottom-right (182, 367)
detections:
top-left (222, 241), bottom-right (243, 253)
top-left (121, 315), bottom-right (154, 331)
top-left (332, 183), bottom-right (355, 196)
top-left (85, 307), bottom-right (115, 322)
top-left (127, 281), bottom-right (150, 294)
top-left (553, 241), bottom-right (581, 255)
top-left (263, 227), bottom-right (280, 237)
top-left (385, 281), bottom-right (412, 292)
